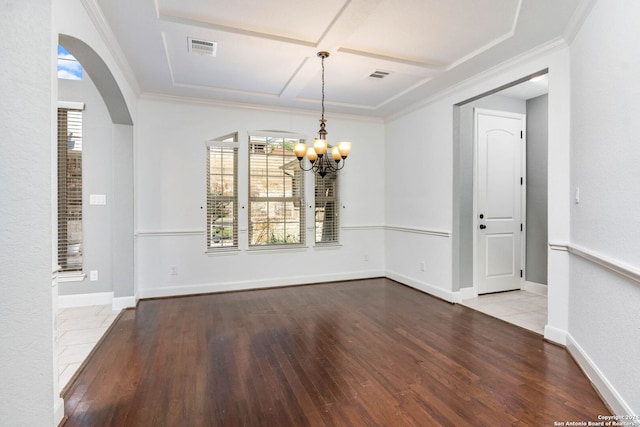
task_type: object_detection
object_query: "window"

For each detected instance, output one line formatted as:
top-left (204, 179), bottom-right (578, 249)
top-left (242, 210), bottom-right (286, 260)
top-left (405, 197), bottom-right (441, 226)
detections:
top-left (315, 171), bottom-right (339, 244)
top-left (57, 45), bottom-right (82, 80)
top-left (206, 133), bottom-right (238, 250)
top-left (57, 107), bottom-right (83, 272)
top-left (248, 133), bottom-right (305, 246)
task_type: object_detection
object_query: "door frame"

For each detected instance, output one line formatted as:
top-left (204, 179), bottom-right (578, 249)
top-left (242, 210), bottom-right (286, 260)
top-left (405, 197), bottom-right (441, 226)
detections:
top-left (472, 108), bottom-right (527, 295)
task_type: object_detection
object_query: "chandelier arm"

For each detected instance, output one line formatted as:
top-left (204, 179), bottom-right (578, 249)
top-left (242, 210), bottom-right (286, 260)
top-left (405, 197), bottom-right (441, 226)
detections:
top-left (297, 159), bottom-right (317, 172)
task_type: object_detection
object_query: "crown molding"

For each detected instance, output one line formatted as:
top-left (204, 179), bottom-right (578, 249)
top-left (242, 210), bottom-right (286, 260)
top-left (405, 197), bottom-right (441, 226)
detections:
top-left (80, 0), bottom-right (141, 96)
top-left (386, 37), bottom-right (567, 122)
top-left (138, 92), bottom-right (385, 123)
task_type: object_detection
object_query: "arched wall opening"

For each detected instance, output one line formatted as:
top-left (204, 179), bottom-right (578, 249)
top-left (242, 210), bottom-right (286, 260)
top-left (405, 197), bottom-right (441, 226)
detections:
top-left (57, 34), bottom-right (135, 307)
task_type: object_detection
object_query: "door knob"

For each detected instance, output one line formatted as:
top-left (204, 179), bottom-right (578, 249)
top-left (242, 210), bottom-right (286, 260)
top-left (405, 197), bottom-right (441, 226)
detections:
top-left (479, 224), bottom-right (486, 230)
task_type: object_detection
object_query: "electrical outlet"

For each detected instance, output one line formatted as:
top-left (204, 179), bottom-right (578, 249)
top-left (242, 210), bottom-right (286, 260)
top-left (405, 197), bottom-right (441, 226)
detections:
top-left (90, 270), bottom-right (98, 281)
top-left (363, 254), bottom-right (369, 262)
top-left (419, 262), bottom-right (425, 272)
top-left (170, 265), bottom-right (178, 275)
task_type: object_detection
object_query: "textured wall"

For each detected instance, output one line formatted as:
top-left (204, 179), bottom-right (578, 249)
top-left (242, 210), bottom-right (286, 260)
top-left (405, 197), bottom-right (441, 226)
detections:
top-left (569, 0), bottom-right (640, 414)
top-left (135, 98), bottom-right (386, 297)
top-left (0, 1), bottom-right (56, 424)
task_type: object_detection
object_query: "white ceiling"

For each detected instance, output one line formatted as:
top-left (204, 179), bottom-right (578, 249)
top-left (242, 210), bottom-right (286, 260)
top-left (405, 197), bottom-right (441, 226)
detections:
top-left (95, 0), bottom-right (579, 117)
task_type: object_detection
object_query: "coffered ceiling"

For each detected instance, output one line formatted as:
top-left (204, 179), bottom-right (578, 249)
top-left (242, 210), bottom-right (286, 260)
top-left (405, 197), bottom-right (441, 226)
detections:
top-left (94, 0), bottom-right (584, 117)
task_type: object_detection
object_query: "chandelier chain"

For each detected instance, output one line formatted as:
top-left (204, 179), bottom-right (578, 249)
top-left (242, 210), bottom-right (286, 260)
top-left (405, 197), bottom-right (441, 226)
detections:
top-left (321, 54), bottom-right (325, 122)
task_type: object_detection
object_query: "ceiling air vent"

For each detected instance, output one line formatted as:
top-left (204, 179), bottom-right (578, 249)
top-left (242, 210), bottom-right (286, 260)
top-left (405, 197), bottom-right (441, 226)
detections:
top-left (188, 37), bottom-right (217, 57)
top-left (369, 70), bottom-right (390, 79)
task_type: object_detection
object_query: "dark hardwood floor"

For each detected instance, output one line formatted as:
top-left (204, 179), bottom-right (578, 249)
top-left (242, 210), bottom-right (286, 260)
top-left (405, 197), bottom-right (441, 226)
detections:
top-left (61, 278), bottom-right (609, 426)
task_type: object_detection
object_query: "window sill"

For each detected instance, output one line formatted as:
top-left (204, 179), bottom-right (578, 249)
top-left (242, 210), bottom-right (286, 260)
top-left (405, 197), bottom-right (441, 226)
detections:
top-left (314, 242), bottom-right (342, 250)
top-left (247, 245), bottom-right (307, 255)
top-left (58, 272), bottom-right (86, 283)
top-left (205, 248), bottom-right (241, 257)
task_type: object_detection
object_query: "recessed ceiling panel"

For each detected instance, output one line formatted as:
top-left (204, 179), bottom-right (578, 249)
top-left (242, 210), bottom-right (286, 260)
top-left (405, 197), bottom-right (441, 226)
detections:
top-left (165, 30), bottom-right (307, 95)
top-left (297, 54), bottom-right (437, 108)
top-left (342, 0), bottom-right (520, 65)
top-left (158, 0), bottom-right (348, 43)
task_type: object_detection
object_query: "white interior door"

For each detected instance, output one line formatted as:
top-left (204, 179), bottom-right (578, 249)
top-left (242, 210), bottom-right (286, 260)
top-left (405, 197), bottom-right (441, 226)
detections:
top-left (475, 109), bottom-right (525, 294)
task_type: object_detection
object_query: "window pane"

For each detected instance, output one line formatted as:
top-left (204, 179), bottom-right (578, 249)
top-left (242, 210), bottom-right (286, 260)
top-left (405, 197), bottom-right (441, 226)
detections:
top-left (207, 140), bottom-right (238, 250)
top-left (58, 108), bottom-right (83, 272)
top-left (248, 134), bottom-right (305, 246)
top-left (315, 170), bottom-right (339, 243)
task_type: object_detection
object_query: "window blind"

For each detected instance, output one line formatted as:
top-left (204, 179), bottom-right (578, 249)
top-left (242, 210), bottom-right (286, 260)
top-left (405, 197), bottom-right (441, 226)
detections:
top-left (248, 134), bottom-right (305, 246)
top-left (57, 108), bottom-right (83, 272)
top-left (315, 170), bottom-right (339, 244)
top-left (206, 134), bottom-right (238, 250)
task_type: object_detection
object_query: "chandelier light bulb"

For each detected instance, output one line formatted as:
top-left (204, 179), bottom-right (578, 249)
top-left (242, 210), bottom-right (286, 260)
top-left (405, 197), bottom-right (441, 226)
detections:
top-left (293, 142), bottom-right (308, 160)
top-left (313, 138), bottom-right (328, 156)
top-left (337, 141), bottom-right (351, 158)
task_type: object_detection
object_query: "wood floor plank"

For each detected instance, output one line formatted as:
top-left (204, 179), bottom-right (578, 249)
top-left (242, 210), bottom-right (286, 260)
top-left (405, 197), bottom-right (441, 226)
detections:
top-left (61, 279), bottom-right (610, 426)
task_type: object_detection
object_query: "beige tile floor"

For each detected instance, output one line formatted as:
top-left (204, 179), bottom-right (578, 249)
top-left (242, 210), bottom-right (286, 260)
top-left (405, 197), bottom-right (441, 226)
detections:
top-left (57, 305), bottom-right (120, 389)
top-left (459, 290), bottom-right (547, 334)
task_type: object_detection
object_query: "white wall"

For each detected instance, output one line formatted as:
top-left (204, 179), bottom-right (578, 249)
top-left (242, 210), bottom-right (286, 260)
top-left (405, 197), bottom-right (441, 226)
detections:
top-left (135, 97), bottom-right (385, 298)
top-left (568, 0), bottom-right (640, 415)
top-left (386, 46), bottom-right (570, 305)
top-left (58, 75), bottom-right (114, 296)
top-left (55, 0), bottom-right (137, 308)
top-left (0, 1), bottom-right (59, 425)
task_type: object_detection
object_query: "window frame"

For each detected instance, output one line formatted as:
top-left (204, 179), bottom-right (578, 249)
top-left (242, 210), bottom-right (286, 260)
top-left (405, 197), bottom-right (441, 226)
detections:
top-left (206, 133), bottom-right (239, 252)
top-left (314, 169), bottom-right (340, 245)
top-left (57, 103), bottom-right (85, 278)
top-left (247, 131), bottom-right (306, 249)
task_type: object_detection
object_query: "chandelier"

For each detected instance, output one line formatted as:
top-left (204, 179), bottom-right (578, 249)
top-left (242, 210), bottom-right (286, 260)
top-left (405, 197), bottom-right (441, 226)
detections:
top-left (294, 51), bottom-right (351, 178)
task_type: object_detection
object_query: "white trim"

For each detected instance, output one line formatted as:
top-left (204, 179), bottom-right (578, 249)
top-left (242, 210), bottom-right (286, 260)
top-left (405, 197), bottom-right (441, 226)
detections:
top-left (543, 324), bottom-right (567, 346)
top-left (523, 281), bottom-right (547, 296)
top-left (138, 270), bottom-right (385, 299)
top-left (385, 225), bottom-right (452, 237)
top-left (136, 230), bottom-right (205, 237)
top-left (57, 101), bottom-right (85, 110)
top-left (80, 0), bottom-right (141, 95)
top-left (139, 92), bottom-right (385, 124)
top-left (54, 397), bottom-right (65, 427)
top-left (567, 243), bottom-right (640, 285)
top-left (549, 241), bottom-right (569, 251)
top-left (58, 271), bottom-right (87, 283)
top-left (342, 225), bottom-right (385, 231)
top-left (205, 139), bottom-right (239, 148)
top-left (550, 241), bottom-right (640, 285)
top-left (386, 270), bottom-right (456, 303)
top-left (247, 245), bottom-right (308, 254)
top-left (247, 129), bottom-right (308, 139)
top-left (454, 286), bottom-right (478, 303)
top-left (58, 291), bottom-right (113, 308)
top-left (566, 333), bottom-right (638, 421)
top-left (112, 296), bottom-right (136, 311)
top-left (387, 38), bottom-right (567, 121)
top-left (563, 0), bottom-right (599, 44)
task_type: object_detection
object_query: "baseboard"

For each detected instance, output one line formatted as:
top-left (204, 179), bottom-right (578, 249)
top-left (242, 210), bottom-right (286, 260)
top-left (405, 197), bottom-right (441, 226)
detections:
top-left (453, 286), bottom-right (477, 303)
top-left (138, 270), bottom-right (386, 299)
top-left (385, 270), bottom-right (456, 303)
top-left (543, 324), bottom-right (567, 346)
top-left (54, 396), bottom-right (65, 426)
top-left (112, 296), bottom-right (136, 311)
top-left (523, 281), bottom-right (548, 296)
top-left (566, 333), bottom-right (638, 422)
top-left (58, 291), bottom-right (113, 308)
